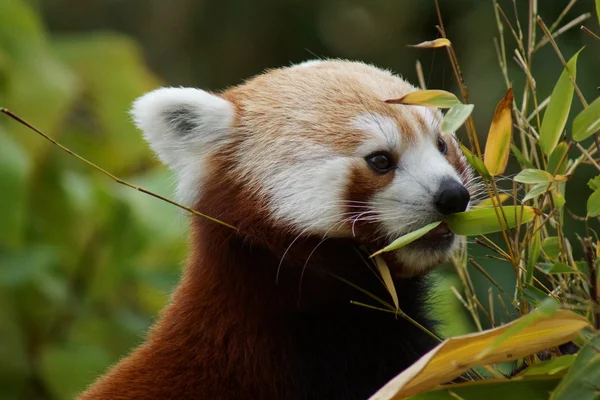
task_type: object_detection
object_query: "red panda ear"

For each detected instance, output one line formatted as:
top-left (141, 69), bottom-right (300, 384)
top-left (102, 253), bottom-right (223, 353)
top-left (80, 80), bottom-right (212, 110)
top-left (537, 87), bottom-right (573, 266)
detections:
top-left (131, 87), bottom-right (235, 205)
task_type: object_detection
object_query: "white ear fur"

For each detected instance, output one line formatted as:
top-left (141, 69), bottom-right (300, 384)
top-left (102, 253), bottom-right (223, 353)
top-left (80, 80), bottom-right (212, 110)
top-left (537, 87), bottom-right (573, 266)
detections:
top-left (131, 87), bottom-right (235, 205)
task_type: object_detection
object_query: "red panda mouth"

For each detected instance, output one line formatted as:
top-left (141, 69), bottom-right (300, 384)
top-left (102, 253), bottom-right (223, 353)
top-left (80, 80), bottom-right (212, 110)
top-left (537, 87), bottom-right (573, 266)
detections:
top-left (412, 222), bottom-right (454, 250)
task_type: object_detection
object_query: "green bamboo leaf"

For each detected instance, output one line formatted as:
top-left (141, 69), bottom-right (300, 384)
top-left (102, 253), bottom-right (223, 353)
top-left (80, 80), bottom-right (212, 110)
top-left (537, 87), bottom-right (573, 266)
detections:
top-left (523, 183), bottom-right (555, 202)
top-left (411, 376), bottom-right (562, 400)
top-left (459, 143), bottom-right (490, 178)
top-left (526, 218), bottom-right (541, 284)
top-left (542, 237), bottom-right (561, 259)
top-left (523, 285), bottom-right (557, 307)
top-left (385, 90), bottom-right (460, 108)
top-left (371, 221), bottom-right (441, 257)
top-left (588, 175), bottom-right (600, 191)
top-left (547, 142), bottom-right (570, 175)
top-left (539, 263), bottom-right (581, 274)
top-left (511, 144), bottom-right (536, 169)
top-left (514, 169), bottom-right (554, 184)
top-left (441, 104), bottom-right (474, 134)
top-left (596, 0), bottom-right (600, 26)
top-left (573, 96), bottom-right (600, 141)
top-left (518, 355), bottom-right (576, 377)
top-left (550, 356), bottom-right (600, 400)
top-left (445, 206), bottom-right (536, 236)
top-left (587, 187), bottom-right (600, 217)
top-left (539, 49), bottom-right (583, 155)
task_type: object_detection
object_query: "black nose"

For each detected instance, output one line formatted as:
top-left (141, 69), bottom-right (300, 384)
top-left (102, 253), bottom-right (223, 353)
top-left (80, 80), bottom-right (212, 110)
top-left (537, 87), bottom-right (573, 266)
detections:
top-left (434, 179), bottom-right (470, 215)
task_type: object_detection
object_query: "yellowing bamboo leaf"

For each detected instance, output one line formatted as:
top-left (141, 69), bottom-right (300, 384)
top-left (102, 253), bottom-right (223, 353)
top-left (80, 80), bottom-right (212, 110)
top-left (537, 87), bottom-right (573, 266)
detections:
top-left (409, 38), bottom-right (451, 48)
top-left (479, 298), bottom-right (559, 358)
top-left (369, 309), bottom-right (590, 400)
top-left (373, 255), bottom-right (399, 311)
top-left (573, 96), bottom-right (600, 141)
top-left (484, 87), bottom-right (514, 176)
top-left (552, 190), bottom-right (566, 209)
top-left (371, 221), bottom-right (441, 257)
top-left (514, 169), bottom-right (554, 184)
top-left (459, 143), bottom-right (490, 178)
top-left (441, 104), bottom-right (474, 134)
top-left (385, 90), bottom-right (461, 108)
top-left (474, 194), bottom-right (511, 208)
top-left (586, 187), bottom-right (600, 217)
top-left (445, 206), bottom-right (535, 236)
top-left (539, 49), bottom-right (583, 155)
top-left (596, 0), bottom-right (600, 26)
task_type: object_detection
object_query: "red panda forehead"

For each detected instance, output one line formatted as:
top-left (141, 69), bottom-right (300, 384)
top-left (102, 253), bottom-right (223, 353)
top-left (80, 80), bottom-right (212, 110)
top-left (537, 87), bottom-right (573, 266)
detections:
top-left (222, 61), bottom-right (443, 155)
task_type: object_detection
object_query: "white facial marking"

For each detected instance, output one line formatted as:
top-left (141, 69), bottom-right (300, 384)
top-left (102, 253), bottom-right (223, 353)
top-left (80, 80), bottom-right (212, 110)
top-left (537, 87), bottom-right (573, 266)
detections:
top-left (415, 106), bottom-right (438, 132)
top-left (131, 87), bottom-right (235, 206)
top-left (351, 112), bottom-right (401, 155)
top-left (241, 140), bottom-right (350, 235)
top-left (370, 135), bottom-right (462, 273)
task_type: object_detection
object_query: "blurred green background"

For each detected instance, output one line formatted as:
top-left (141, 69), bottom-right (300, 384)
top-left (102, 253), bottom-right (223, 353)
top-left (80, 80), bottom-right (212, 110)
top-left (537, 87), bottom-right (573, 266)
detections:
top-left (0, 0), bottom-right (598, 398)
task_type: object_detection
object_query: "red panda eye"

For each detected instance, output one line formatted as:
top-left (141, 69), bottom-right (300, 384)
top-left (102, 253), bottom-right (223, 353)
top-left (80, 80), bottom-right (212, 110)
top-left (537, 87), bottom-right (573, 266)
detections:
top-left (366, 152), bottom-right (394, 173)
top-left (437, 136), bottom-right (448, 155)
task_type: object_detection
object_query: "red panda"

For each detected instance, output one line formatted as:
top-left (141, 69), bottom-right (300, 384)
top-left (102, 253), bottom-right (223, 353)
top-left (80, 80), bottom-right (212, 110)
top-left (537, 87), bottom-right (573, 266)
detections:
top-left (78, 59), bottom-right (474, 400)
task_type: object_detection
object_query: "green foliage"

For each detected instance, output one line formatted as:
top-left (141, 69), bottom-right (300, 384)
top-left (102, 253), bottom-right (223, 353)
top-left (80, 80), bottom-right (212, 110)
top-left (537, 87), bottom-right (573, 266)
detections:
top-left (2, 0), bottom-right (600, 399)
top-left (0, 2), bottom-right (184, 399)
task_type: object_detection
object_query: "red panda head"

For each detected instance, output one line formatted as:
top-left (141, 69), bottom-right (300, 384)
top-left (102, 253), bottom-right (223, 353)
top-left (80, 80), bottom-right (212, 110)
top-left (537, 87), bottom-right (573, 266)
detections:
top-left (131, 60), bottom-right (475, 277)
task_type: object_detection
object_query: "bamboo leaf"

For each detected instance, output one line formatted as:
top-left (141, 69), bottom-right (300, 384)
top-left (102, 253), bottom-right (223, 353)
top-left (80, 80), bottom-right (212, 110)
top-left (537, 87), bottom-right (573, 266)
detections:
top-left (459, 143), bottom-right (490, 178)
top-left (523, 183), bottom-right (554, 202)
top-left (514, 169), bottom-right (554, 184)
top-left (385, 90), bottom-right (461, 108)
top-left (369, 309), bottom-right (590, 400)
top-left (526, 217), bottom-right (541, 284)
top-left (586, 187), bottom-right (600, 217)
top-left (410, 376), bottom-right (562, 399)
top-left (441, 104), bottom-right (474, 133)
top-left (547, 141), bottom-right (570, 175)
top-left (409, 38), bottom-right (451, 48)
top-left (511, 144), bottom-right (536, 169)
top-left (518, 355), bottom-right (576, 377)
top-left (539, 263), bottom-right (582, 274)
top-left (573, 96), bottom-right (600, 141)
top-left (474, 194), bottom-right (511, 208)
top-left (445, 206), bottom-right (536, 236)
top-left (539, 49), bottom-right (583, 155)
top-left (373, 255), bottom-right (399, 311)
top-left (484, 87), bottom-right (514, 176)
top-left (542, 237), bottom-right (561, 259)
top-left (478, 298), bottom-right (560, 358)
top-left (588, 175), bottom-right (600, 191)
top-left (371, 221), bottom-right (441, 257)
